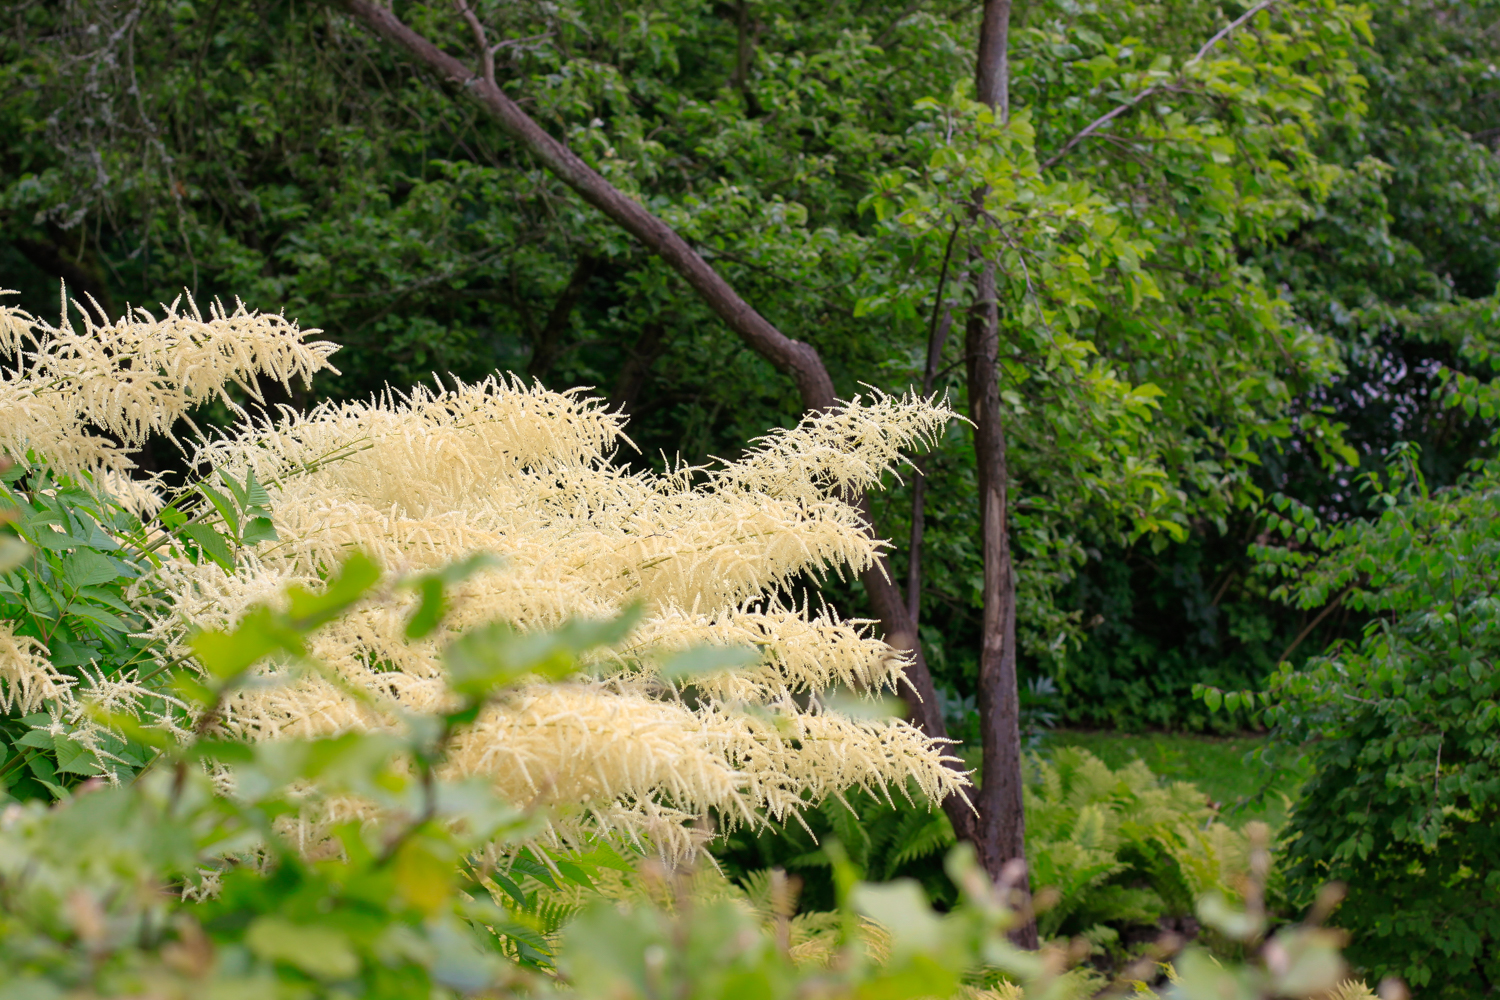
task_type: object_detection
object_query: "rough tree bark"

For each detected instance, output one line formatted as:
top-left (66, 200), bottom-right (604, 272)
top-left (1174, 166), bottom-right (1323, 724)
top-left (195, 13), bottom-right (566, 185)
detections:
top-left (968, 0), bottom-right (1039, 946)
top-left (330, 0), bottom-right (978, 840)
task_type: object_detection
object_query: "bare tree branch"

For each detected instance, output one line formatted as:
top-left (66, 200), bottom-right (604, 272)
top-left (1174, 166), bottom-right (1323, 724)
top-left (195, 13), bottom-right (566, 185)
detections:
top-left (908, 222), bottom-right (960, 623)
top-left (452, 0), bottom-right (495, 85)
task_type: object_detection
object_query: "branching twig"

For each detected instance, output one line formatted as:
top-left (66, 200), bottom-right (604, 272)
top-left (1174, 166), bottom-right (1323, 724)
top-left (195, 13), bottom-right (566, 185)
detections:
top-left (1041, 0), bottom-right (1282, 170)
top-left (453, 0), bottom-right (495, 85)
top-left (1276, 582), bottom-right (1354, 664)
top-left (907, 222), bottom-right (961, 622)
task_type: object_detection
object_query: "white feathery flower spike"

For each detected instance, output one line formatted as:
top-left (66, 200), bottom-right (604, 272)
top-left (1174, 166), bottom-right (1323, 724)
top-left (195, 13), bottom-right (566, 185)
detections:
top-left (2, 293), bottom-right (967, 860)
top-left (0, 623), bottom-right (74, 713)
top-left (0, 289), bottom-right (336, 483)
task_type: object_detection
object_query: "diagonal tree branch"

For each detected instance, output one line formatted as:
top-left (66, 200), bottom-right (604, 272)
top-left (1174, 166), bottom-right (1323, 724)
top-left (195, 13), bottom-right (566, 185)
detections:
top-left (334, 0), bottom-right (836, 409)
top-left (331, 0), bottom-right (956, 770)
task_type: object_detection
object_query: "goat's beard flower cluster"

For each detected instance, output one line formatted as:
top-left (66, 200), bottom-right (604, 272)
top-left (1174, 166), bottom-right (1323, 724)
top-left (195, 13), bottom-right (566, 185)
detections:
top-left (1, 293), bottom-right (968, 860)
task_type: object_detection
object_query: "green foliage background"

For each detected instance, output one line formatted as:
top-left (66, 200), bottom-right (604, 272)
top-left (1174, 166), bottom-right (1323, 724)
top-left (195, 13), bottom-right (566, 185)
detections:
top-left (5, 0), bottom-right (1496, 730)
top-left (7, 4), bottom-right (1500, 988)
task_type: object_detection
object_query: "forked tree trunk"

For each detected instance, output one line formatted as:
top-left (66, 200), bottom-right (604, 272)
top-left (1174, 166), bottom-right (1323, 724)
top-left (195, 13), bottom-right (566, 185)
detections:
top-left (968, 0), bottom-right (1038, 947)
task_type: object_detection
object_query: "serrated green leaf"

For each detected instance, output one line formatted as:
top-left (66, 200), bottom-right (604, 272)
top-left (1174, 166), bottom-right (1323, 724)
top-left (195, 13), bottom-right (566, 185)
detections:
top-left (240, 516), bottom-right (278, 546)
top-left (181, 523), bottom-right (236, 570)
top-left (197, 482), bottom-right (240, 534)
top-left (17, 729), bottom-right (54, 750)
top-left (54, 736), bottom-right (102, 776)
top-left (68, 603), bottom-right (131, 634)
top-left (60, 550), bottom-right (122, 591)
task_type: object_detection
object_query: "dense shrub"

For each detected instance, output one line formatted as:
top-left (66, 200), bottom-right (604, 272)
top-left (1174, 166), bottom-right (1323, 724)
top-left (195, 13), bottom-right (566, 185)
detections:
top-left (0, 557), bottom-right (1361, 1000)
top-left (0, 296), bottom-right (964, 859)
top-left (1248, 444), bottom-right (1500, 993)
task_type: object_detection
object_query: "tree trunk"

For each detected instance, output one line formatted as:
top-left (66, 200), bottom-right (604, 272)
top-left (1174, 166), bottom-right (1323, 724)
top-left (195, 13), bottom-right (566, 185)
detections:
top-left (609, 320), bottom-right (669, 415)
top-left (975, 0), bottom-right (1012, 117)
top-left (730, 0), bottom-right (763, 117)
top-left (855, 510), bottom-right (978, 845)
top-left (528, 254), bottom-right (597, 379)
top-left (968, 0), bottom-right (1037, 946)
top-left (964, 264), bottom-right (1034, 945)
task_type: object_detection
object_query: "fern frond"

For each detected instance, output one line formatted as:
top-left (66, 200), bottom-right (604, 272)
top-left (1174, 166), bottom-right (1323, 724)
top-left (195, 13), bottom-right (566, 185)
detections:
top-left (885, 810), bottom-right (955, 876)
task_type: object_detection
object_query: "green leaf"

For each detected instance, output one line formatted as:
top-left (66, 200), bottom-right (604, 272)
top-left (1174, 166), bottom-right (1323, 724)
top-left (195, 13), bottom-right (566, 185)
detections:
top-left (406, 576), bottom-right (447, 640)
top-left (850, 879), bottom-right (944, 959)
top-left (245, 917), bottom-right (360, 980)
top-left (405, 553), bottom-right (502, 638)
top-left (510, 852), bottom-right (561, 891)
top-left (60, 550), bottom-right (122, 591)
top-left (551, 859), bottom-right (595, 888)
top-left (490, 870), bottom-right (529, 908)
top-left (27, 528), bottom-right (87, 551)
top-left (27, 749), bottom-right (57, 786)
top-left (68, 604), bottom-right (131, 635)
top-left (190, 606), bottom-right (287, 679)
top-left (217, 469), bottom-right (250, 508)
top-left (242, 468), bottom-right (272, 509)
top-left (657, 644), bottom-right (761, 682)
top-left (444, 615), bottom-right (617, 697)
top-left (17, 729), bottom-right (54, 750)
top-left (240, 516), bottom-right (278, 546)
top-left (197, 482), bottom-right (240, 535)
top-left (285, 551), bottom-right (381, 629)
top-left (181, 523), bottom-right (236, 570)
top-left (54, 736), bottom-right (102, 776)
top-left (76, 585), bottom-right (140, 616)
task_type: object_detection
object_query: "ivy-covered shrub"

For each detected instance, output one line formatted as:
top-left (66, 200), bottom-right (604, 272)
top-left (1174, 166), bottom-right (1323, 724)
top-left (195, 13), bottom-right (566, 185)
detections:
top-left (1249, 444), bottom-right (1500, 994)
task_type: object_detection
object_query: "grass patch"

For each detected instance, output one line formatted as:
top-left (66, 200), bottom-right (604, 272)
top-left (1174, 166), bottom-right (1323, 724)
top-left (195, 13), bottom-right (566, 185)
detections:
top-left (1037, 729), bottom-right (1307, 830)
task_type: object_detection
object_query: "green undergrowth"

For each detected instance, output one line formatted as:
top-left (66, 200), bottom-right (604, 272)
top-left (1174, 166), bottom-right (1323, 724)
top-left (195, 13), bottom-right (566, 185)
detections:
top-left (1038, 730), bottom-right (1307, 830)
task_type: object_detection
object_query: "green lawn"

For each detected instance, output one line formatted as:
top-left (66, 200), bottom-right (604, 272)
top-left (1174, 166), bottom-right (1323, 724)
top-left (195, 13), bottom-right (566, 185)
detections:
top-left (1037, 729), bottom-right (1308, 830)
